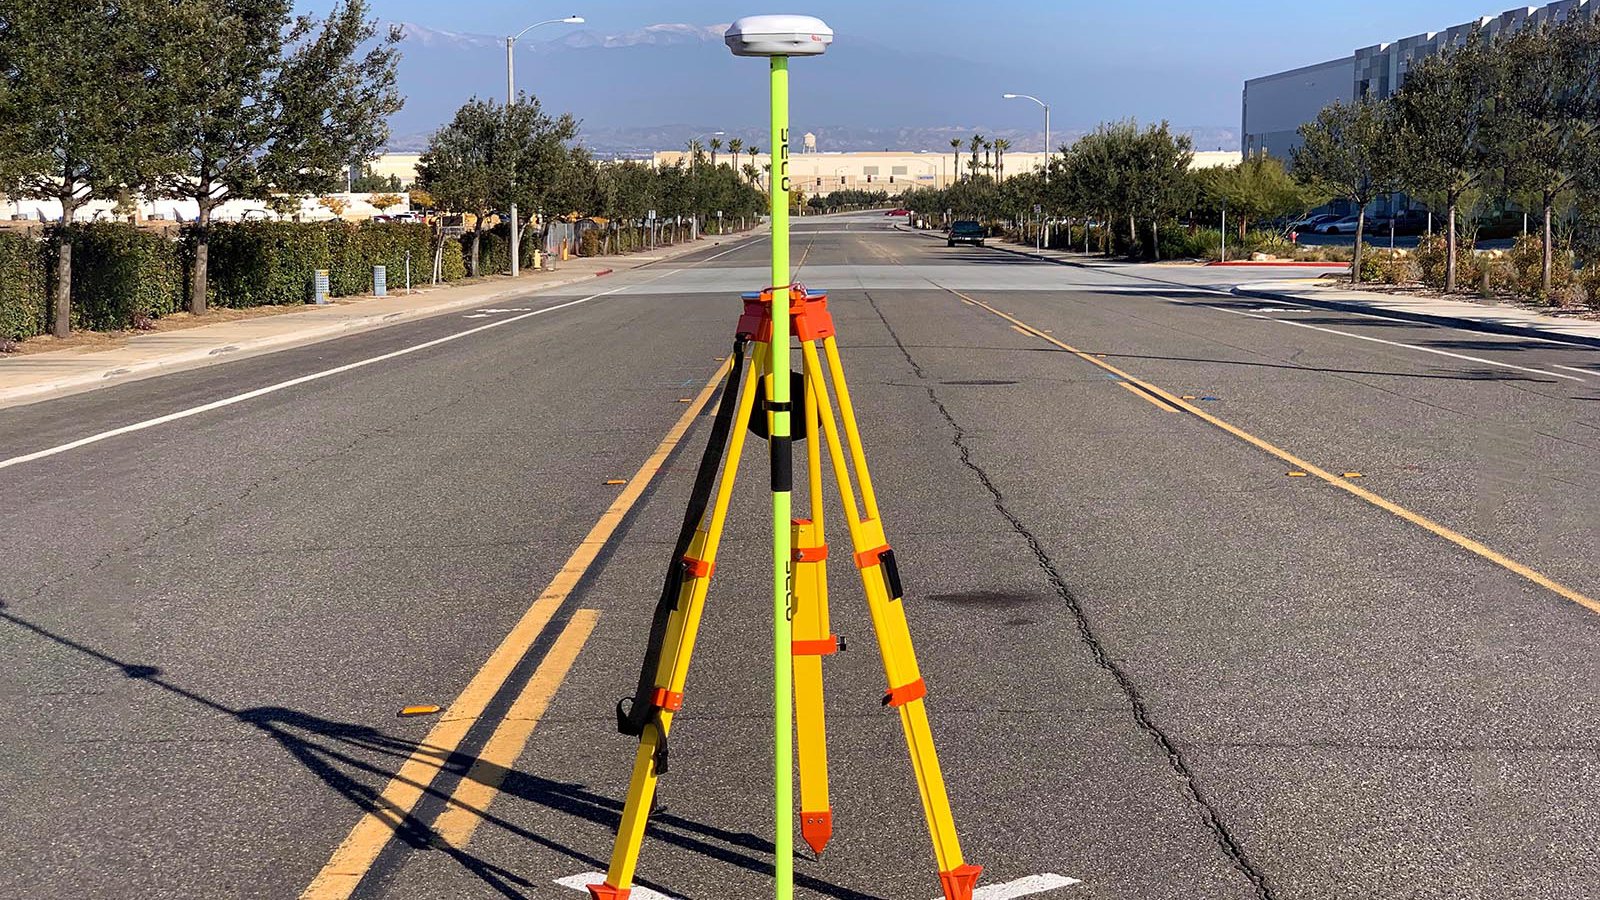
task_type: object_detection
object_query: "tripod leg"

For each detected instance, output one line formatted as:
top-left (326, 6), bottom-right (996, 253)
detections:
top-left (799, 339), bottom-right (982, 900)
top-left (792, 377), bottom-right (836, 854)
top-left (590, 345), bottom-right (766, 900)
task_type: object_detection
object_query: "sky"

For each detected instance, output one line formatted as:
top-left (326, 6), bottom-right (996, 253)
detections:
top-left (294, 0), bottom-right (1508, 129)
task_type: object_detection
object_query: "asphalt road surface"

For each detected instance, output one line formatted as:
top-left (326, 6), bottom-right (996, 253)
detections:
top-left (4, 213), bottom-right (1599, 900)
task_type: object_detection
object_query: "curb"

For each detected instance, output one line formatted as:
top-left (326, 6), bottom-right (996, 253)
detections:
top-left (1205, 261), bottom-right (1351, 268)
top-left (1231, 284), bottom-right (1600, 350)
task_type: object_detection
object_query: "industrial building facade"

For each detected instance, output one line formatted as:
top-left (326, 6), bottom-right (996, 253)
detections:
top-left (1243, 0), bottom-right (1597, 161)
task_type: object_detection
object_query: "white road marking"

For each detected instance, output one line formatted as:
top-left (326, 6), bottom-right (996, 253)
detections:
top-left (555, 873), bottom-right (678, 900)
top-left (1206, 305), bottom-right (1584, 382)
top-left (461, 313), bottom-right (490, 318)
top-left (481, 307), bottom-right (533, 313)
top-left (971, 873), bottom-right (1081, 899)
top-left (553, 871), bottom-right (1081, 900)
top-left (1553, 364), bottom-right (1595, 378)
top-left (0, 240), bottom-right (755, 475)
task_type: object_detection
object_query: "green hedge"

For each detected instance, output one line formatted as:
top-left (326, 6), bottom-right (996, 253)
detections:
top-left (199, 221), bottom-right (437, 306)
top-left (359, 223), bottom-right (434, 290)
top-left (54, 224), bottom-right (183, 330)
top-left (0, 231), bottom-right (47, 340)
top-left (201, 222), bottom-right (331, 307)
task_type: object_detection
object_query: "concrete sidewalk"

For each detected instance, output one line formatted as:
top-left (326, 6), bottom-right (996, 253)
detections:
top-left (0, 234), bottom-right (753, 409)
top-left (973, 230), bottom-right (1600, 349)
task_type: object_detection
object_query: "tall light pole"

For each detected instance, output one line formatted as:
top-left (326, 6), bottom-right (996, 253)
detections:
top-left (506, 15), bottom-right (584, 276)
top-left (1002, 93), bottom-right (1050, 183)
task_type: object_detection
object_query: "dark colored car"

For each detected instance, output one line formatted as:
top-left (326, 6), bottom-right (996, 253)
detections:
top-left (947, 220), bottom-right (985, 247)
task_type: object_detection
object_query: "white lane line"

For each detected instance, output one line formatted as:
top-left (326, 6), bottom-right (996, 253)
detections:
top-left (1205, 305), bottom-right (1584, 382)
top-left (554, 871), bottom-right (1081, 900)
top-left (972, 873), bottom-right (1081, 899)
top-left (0, 241), bottom-right (754, 475)
top-left (1554, 364), bottom-right (1597, 377)
top-left (555, 873), bottom-right (678, 900)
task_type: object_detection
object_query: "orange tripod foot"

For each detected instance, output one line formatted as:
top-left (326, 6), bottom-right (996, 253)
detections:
top-left (587, 884), bottom-right (630, 900)
top-left (801, 809), bottom-right (833, 855)
top-left (939, 864), bottom-right (983, 900)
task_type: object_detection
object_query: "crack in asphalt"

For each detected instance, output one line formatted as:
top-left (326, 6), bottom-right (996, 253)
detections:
top-left (862, 288), bottom-right (1278, 900)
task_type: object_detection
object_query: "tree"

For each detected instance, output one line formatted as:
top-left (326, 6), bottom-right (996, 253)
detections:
top-left (968, 134), bottom-right (985, 182)
top-left (1492, 18), bottom-right (1600, 295)
top-left (949, 137), bottom-right (962, 182)
top-left (726, 138), bottom-right (744, 172)
top-left (0, 0), bottom-right (167, 337)
top-left (1120, 122), bottom-right (1195, 260)
top-left (1293, 98), bottom-right (1401, 283)
top-left (709, 136), bottom-right (723, 168)
top-left (370, 192), bottom-right (404, 212)
top-left (993, 137), bottom-right (1011, 181)
top-left (149, 0), bottom-right (401, 315)
top-left (416, 95), bottom-right (577, 276)
top-left (1197, 155), bottom-right (1318, 237)
top-left (1393, 30), bottom-right (1497, 292)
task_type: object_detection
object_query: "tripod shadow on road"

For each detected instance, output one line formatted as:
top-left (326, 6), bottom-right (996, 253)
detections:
top-left (0, 603), bottom-right (876, 899)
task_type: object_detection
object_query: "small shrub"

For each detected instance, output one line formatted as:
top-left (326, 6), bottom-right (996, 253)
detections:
top-left (1414, 233), bottom-right (1482, 291)
top-left (1506, 233), bottom-right (1574, 302)
top-left (439, 239), bottom-right (466, 281)
top-left (1355, 249), bottom-right (1384, 284)
top-left (1574, 264), bottom-right (1600, 310)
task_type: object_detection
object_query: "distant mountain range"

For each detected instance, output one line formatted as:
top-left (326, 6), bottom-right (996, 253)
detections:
top-left (383, 22), bottom-right (1238, 156)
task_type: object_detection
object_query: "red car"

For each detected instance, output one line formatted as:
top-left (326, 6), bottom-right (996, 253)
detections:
top-left (884, 208), bottom-right (910, 216)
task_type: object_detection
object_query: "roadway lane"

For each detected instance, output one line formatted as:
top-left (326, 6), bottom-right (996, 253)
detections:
top-left (4, 214), bottom-right (1599, 900)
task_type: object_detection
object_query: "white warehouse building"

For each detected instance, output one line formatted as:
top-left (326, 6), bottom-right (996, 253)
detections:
top-left (1243, 0), bottom-right (1597, 160)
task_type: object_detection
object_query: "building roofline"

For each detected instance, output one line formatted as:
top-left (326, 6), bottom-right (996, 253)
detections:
top-left (1244, 55), bottom-right (1353, 86)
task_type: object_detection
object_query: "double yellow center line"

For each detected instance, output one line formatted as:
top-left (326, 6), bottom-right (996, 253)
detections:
top-left (951, 288), bottom-right (1600, 618)
top-left (300, 359), bottom-right (731, 900)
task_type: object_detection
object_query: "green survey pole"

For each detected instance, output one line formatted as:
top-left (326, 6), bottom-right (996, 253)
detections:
top-left (767, 52), bottom-right (795, 900)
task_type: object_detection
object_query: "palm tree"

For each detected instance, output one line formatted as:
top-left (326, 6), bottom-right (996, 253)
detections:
top-left (993, 137), bottom-right (1011, 181)
top-left (727, 138), bottom-right (744, 173)
top-left (949, 137), bottom-right (962, 182)
top-left (687, 138), bottom-right (705, 169)
top-left (747, 147), bottom-right (760, 177)
top-left (743, 163), bottom-right (760, 188)
top-left (709, 136), bottom-right (723, 168)
top-left (983, 140), bottom-right (993, 178)
top-left (968, 134), bottom-right (984, 181)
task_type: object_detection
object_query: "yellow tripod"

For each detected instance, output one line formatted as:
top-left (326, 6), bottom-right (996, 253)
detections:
top-left (589, 286), bottom-right (982, 900)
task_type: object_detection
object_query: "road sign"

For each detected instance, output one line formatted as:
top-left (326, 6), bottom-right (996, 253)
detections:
top-left (313, 270), bottom-right (330, 305)
top-left (373, 265), bottom-right (387, 297)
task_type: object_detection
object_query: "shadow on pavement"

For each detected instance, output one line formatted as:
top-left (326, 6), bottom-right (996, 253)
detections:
top-left (0, 604), bottom-right (876, 900)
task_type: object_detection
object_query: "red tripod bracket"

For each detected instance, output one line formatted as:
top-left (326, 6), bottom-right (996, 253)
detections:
top-left (736, 284), bottom-right (835, 344)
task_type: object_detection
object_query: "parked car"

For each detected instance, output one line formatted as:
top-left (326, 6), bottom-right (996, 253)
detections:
top-left (884, 208), bottom-right (910, 217)
top-left (1318, 215), bottom-right (1390, 235)
top-left (1389, 210), bottom-right (1429, 235)
top-left (1287, 213), bottom-right (1340, 233)
top-left (947, 220), bottom-right (986, 247)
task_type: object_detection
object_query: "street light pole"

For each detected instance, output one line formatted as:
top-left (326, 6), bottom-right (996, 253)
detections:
top-left (1002, 93), bottom-right (1050, 184)
top-left (506, 15), bottom-right (584, 277)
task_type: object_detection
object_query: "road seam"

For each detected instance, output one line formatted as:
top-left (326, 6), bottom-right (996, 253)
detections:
top-left (862, 289), bottom-right (1277, 900)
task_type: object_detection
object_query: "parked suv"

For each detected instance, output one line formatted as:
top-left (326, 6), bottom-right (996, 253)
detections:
top-left (947, 220), bottom-right (986, 247)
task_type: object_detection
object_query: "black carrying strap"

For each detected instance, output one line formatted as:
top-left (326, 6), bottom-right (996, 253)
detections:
top-left (615, 340), bottom-right (749, 761)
